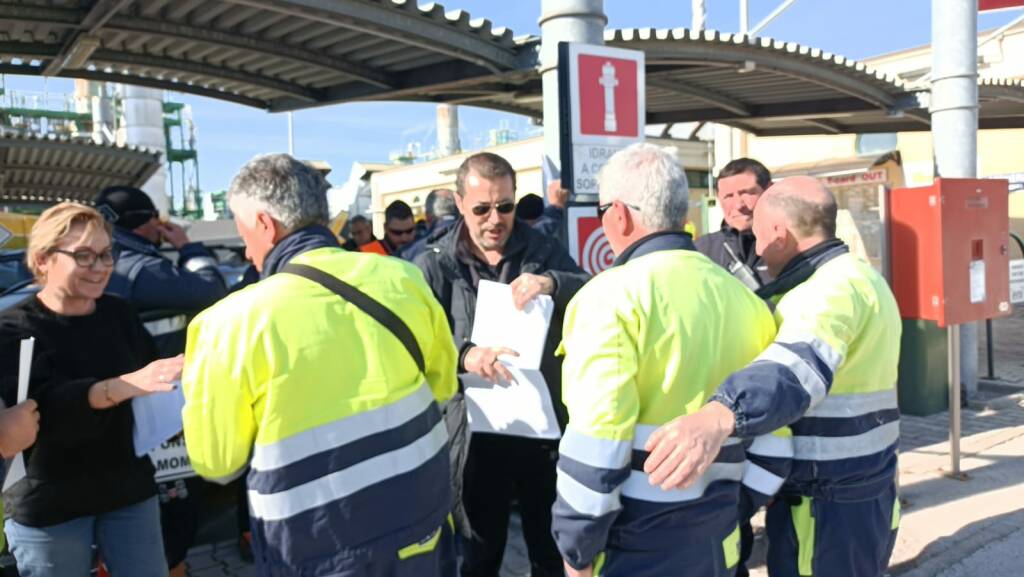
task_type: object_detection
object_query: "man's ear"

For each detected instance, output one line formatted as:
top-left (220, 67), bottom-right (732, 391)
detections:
top-left (254, 211), bottom-right (285, 243)
top-left (453, 192), bottom-right (464, 214)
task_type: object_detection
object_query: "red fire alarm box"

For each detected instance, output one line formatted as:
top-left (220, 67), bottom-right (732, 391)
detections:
top-left (889, 178), bottom-right (1011, 327)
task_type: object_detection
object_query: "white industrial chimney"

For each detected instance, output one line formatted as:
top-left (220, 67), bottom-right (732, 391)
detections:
top-left (436, 104), bottom-right (461, 158)
top-left (117, 85), bottom-right (168, 215)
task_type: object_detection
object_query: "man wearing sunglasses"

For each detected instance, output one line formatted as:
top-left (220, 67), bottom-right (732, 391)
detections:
top-left (414, 152), bottom-right (589, 577)
top-left (360, 200), bottom-right (417, 256)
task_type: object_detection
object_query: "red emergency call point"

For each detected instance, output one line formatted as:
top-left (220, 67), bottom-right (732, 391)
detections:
top-left (889, 178), bottom-right (1012, 327)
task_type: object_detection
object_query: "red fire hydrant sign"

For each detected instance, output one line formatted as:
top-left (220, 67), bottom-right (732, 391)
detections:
top-left (558, 42), bottom-right (645, 197)
top-left (979, 0), bottom-right (1024, 11)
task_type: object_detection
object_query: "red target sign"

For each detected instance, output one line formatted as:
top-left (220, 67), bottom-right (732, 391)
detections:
top-left (567, 205), bottom-right (615, 276)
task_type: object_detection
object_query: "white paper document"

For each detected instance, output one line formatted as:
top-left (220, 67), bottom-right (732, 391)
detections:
top-left (464, 280), bottom-right (561, 439)
top-left (3, 338), bottom-right (34, 491)
top-left (462, 368), bottom-right (561, 440)
top-left (470, 280), bottom-right (554, 369)
top-left (132, 382), bottom-right (186, 457)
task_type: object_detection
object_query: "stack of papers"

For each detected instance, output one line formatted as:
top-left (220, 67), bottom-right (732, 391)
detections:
top-left (463, 280), bottom-right (561, 440)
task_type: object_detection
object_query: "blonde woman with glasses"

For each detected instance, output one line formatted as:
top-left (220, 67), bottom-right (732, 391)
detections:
top-left (0, 202), bottom-right (180, 577)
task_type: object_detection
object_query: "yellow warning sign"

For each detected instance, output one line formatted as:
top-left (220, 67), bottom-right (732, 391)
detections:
top-left (0, 214), bottom-right (37, 250)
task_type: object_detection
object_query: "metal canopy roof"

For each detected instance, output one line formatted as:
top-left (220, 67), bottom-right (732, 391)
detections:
top-left (0, 0), bottom-right (520, 111)
top-left (425, 29), bottom-right (1024, 136)
top-left (0, 3), bottom-right (1022, 135)
top-left (0, 133), bottom-right (161, 204)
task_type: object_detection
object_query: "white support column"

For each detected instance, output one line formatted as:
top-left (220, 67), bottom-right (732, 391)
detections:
top-left (931, 0), bottom-right (979, 475)
top-left (539, 0), bottom-right (606, 184)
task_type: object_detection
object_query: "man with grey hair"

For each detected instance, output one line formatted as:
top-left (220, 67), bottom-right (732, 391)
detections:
top-left (552, 143), bottom-right (777, 577)
top-left (401, 188), bottom-right (458, 261)
top-left (181, 153), bottom-right (460, 577)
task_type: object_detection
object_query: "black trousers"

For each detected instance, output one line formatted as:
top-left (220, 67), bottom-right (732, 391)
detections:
top-left (460, 433), bottom-right (563, 577)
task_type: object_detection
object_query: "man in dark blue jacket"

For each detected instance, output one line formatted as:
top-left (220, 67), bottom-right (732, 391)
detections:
top-left (696, 158), bottom-right (774, 290)
top-left (401, 188), bottom-right (458, 261)
top-left (99, 186), bottom-right (226, 354)
top-left (96, 185), bottom-right (228, 577)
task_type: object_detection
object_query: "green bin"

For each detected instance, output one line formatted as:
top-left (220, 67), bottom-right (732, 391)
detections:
top-left (897, 319), bottom-right (950, 416)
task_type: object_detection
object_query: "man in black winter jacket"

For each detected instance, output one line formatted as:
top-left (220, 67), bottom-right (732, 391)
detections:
top-left (696, 158), bottom-right (774, 290)
top-left (415, 152), bottom-right (589, 577)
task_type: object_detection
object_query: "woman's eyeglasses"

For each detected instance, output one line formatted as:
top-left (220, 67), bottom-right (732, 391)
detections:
top-left (51, 248), bottom-right (115, 268)
top-left (470, 201), bottom-right (516, 217)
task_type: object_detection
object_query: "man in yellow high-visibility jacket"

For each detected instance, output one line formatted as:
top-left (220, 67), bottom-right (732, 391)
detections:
top-left (645, 176), bottom-right (902, 577)
top-left (181, 154), bottom-right (459, 577)
top-left (552, 143), bottom-right (778, 577)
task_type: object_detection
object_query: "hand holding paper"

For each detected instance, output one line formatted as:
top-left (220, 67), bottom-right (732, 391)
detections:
top-left (463, 280), bottom-right (561, 439)
top-left (4, 337), bottom-right (35, 490)
top-left (463, 346), bottom-right (519, 384)
top-left (0, 399), bottom-right (39, 459)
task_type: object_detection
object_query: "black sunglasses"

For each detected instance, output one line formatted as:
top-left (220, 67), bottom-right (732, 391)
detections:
top-left (598, 201), bottom-right (641, 220)
top-left (51, 248), bottom-right (115, 268)
top-left (387, 226), bottom-right (416, 237)
top-left (471, 201), bottom-right (516, 217)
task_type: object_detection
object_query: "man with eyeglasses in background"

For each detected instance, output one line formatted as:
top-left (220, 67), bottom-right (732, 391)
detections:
top-left (415, 152), bottom-right (589, 577)
top-left (360, 200), bottom-right (417, 256)
top-left (96, 185), bottom-right (227, 577)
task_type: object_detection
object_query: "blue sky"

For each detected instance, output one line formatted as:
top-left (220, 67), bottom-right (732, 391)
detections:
top-left (2, 1), bottom-right (1020, 194)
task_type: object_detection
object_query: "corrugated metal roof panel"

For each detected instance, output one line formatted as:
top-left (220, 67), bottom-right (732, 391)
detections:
top-left (0, 133), bottom-right (162, 205)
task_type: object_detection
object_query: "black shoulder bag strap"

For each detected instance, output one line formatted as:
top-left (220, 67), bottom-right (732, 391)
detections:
top-left (282, 263), bottom-right (425, 375)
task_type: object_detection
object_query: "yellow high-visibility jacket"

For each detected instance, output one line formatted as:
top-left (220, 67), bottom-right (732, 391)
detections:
top-left (182, 247), bottom-right (457, 574)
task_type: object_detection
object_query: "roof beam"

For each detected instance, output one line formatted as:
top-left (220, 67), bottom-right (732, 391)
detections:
top-left (44, 0), bottom-right (135, 76)
top-left (91, 48), bottom-right (322, 102)
top-left (2, 162), bottom-right (140, 181)
top-left (647, 77), bottom-right (752, 116)
top-left (103, 16), bottom-right (394, 88)
top-left (718, 120), bottom-right (762, 136)
top-left (980, 85), bottom-right (1024, 105)
top-left (0, 62), bottom-right (268, 109)
top-left (802, 118), bottom-right (844, 134)
top-left (226, 0), bottom-right (519, 73)
top-left (646, 96), bottom-right (879, 124)
top-left (0, 4), bottom-right (81, 26)
top-left (634, 38), bottom-right (898, 109)
top-left (268, 59), bottom-right (505, 112)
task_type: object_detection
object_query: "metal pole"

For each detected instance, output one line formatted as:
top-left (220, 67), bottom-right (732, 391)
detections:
top-left (739, 0), bottom-right (749, 34)
top-left (750, 0), bottom-right (799, 36)
top-left (692, 0), bottom-right (706, 31)
top-left (985, 319), bottom-right (995, 379)
top-left (539, 0), bottom-right (606, 196)
top-left (287, 111), bottom-right (295, 156)
top-left (932, 0), bottom-right (978, 476)
top-left (948, 324), bottom-right (962, 476)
